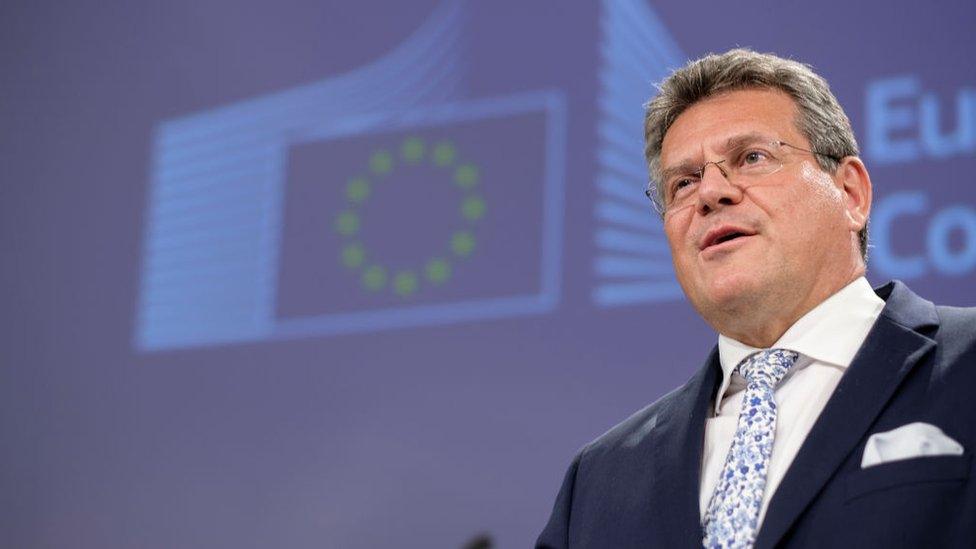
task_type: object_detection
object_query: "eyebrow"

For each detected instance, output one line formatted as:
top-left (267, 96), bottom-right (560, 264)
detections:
top-left (723, 132), bottom-right (774, 153)
top-left (660, 161), bottom-right (703, 184)
top-left (660, 132), bottom-right (775, 182)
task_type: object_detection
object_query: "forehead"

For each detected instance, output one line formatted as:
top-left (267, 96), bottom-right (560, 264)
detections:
top-left (660, 88), bottom-right (802, 164)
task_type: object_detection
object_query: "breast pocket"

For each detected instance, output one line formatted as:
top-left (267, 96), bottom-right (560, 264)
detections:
top-left (844, 453), bottom-right (971, 502)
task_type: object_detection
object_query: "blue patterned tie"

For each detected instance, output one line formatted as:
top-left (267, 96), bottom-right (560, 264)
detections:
top-left (702, 348), bottom-right (799, 549)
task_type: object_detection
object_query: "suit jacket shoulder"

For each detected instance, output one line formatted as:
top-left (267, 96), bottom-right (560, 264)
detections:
top-left (537, 350), bottom-right (721, 549)
top-left (584, 383), bottom-right (689, 459)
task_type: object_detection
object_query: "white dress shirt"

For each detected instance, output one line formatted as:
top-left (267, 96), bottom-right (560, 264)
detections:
top-left (698, 277), bottom-right (885, 528)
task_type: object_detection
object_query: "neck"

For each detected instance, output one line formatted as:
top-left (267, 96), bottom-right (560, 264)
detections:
top-left (711, 268), bottom-right (866, 348)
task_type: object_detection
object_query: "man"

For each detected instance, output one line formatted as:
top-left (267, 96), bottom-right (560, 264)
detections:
top-left (537, 49), bottom-right (976, 548)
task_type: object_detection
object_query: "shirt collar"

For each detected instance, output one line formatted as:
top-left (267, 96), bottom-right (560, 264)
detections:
top-left (713, 277), bottom-right (885, 414)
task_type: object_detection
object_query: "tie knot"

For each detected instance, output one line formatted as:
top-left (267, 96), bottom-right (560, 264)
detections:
top-left (736, 348), bottom-right (798, 388)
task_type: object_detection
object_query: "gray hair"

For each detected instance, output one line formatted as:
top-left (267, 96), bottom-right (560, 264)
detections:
top-left (643, 48), bottom-right (867, 259)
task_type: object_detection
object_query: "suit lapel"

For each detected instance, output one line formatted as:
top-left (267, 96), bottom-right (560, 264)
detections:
top-left (755, 281), bottom-right (939, 548)
top-left (646, 347), bottom-right (722, 547)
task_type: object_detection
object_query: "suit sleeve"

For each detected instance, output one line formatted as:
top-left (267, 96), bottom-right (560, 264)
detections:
top-left (535, 451), bottom-right (583, 549)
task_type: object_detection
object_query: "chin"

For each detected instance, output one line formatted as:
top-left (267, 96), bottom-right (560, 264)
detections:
top-left (699, 270), bottom-right (764, 311)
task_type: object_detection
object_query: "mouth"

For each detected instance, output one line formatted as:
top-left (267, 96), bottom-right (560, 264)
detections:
top-left (700, 226), bottom-right (756, 251)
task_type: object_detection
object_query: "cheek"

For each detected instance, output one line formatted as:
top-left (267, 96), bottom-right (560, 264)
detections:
top-left (664, 220), bottom-right (698, 277)
top-left (766, 166), bottom-right (844, 232)
top-left (664, 216), bottom-right (690, 253)
top-left (800, 163), bottom-right (844, 209)
top-left (773, 168), bottom-right (849, 253)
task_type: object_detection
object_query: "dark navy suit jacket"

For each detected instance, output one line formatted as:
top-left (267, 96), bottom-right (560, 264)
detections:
top-left (537, 281), bottom-right (976, 548)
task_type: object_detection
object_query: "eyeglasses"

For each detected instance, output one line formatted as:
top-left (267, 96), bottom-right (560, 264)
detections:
top-left (645, 140), bottom-right (841, 215)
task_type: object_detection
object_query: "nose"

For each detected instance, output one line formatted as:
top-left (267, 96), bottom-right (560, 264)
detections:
top-left (696, 161), bottom-right (743, 215)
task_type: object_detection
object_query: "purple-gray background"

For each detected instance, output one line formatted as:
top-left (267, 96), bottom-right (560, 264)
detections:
top-left (3, 1), bottom-right (975, 547)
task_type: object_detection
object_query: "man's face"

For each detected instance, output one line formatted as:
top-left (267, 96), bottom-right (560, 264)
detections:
top-left (660, 88), bottom-right (863, 328)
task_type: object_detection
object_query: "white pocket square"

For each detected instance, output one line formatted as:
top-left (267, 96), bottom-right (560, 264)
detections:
top-left (861, 422), bottom-right (964, 468)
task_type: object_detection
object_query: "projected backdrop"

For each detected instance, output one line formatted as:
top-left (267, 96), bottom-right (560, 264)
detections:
top-left (5, 0), bottom-right (974, 547)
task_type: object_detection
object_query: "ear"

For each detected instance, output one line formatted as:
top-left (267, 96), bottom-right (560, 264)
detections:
top-left (836, 157), bottom-right (872, 233)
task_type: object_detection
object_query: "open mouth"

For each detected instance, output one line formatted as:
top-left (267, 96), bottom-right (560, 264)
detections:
top-left (714, 232), bottom-right (745, 245)
top-left (701, 226), bottom-right (756, 250)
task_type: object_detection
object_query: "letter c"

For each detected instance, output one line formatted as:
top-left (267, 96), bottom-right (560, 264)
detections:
top-left (928, 205), bottom-right (976, 275)
top-left (872, 192), bottom-right (928, 279)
